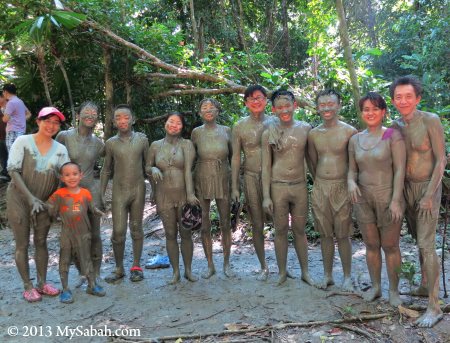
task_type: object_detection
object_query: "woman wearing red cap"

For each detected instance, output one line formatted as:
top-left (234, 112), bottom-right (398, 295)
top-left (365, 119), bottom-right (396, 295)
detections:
top-left (7, 107), bottom-right (69, 302)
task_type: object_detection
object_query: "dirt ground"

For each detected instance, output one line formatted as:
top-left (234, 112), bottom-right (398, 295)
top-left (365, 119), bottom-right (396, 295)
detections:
top-left (0, 180), bottom-right (449, 343)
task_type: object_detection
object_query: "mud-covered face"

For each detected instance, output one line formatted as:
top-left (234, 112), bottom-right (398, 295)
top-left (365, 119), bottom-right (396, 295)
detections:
top-left (199, 101), bottom-right (219, 123)
top-left (60, 164), bottom-right (82, 189)
top-left (391, 84), bottom-right (421, 117)
top-left (37, 114), bottom-right (62, 138)
top-left (317, 94), bottom-right (341, 121)
top-left (272, 96), bottom-right (297, 123)
top-left (361, 99), bottom-right (386, 129)
top-left (245, 90), bottom-right (267, 115)
top-left (113, 110), bottom-right (133, 133)
top-left (165, 114), bottom-right (183, 136)
top-left (79, 106), bottom-right (99, 128)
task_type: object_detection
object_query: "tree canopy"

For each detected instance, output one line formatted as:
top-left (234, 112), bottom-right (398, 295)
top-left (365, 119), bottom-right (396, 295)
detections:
top-left (0, 0), bottom-right (448, 142)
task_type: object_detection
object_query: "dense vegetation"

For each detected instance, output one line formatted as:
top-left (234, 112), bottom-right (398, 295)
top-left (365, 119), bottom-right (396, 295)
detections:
top-left (0, 0), bottom-right (448, 145)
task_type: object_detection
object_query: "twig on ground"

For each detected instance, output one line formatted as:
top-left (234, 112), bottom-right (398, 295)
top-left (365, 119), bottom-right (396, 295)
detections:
top-left (335, 323), bottom-right (376, 341)
top-left (167, 308), bottom-right (227, 328)
top-left (78, 304), bottom-right (114, 320)
top-left (326, 291), bottom-right (364, 299)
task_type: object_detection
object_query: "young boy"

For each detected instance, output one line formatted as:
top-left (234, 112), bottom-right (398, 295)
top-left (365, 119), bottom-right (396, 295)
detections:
top-left (100, 105), bottom-right (149, 283)
top-left (48, 162), bottom-right (106, 303)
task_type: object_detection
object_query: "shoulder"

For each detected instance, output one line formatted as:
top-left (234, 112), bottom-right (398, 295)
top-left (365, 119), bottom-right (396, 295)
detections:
top-left (80, 188), bottom-right (93, 200)
top-left (191, 126), bottom-right (202, 138)
top-left (181, 138), bottom-right (194, 149)
top-left (296, 120), bottom-right (311, 131)
top-left (54, 140), bottom-right (69, 153)
top-left (218, 124), bottom-right (230, 134)
top-left (134, 131), bottom-right (148, 141)
top-left (150, 139), bottom-right (163, 150)
top-left (419, 110), bottom-right (443, 126)
top-left (337, 120), bottom-right (357, 134)
top-left (55, 130), bottom-right (68, 143)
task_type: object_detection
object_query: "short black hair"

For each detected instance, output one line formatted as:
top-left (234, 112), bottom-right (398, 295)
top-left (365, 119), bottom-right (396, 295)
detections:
top-left (3, 83), bottom-right (17, 95)
top-left (271, 89), bottom-right (295, 104)
top-left (315, 89), bottom-right (341, 105)
top-left (60, 161), bottom-right (82, 173)
top-left (389, 75), bottom-right (423, 98)
top-left (244, 85), bottom-right (267, 101)
top-left (78, 101), bottom-right (99, 115)
top-left (359, 92), bottom-right (387, 111)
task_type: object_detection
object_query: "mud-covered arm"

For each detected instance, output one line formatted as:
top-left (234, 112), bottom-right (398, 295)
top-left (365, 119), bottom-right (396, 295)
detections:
top-left (261, 130), bottom-right (273, 215)
top-left (99, 141), bottom-right (113, 199)
top-left (390, 130), bottom-right (406, 222)
top-left (142, 136), bottom-right (150, 177)
top-left (226, 126), bottom-right (232, 164)
top-left (46, 193), bottom-right (60, 221)
top-left (55, 131), bottom-right (66, 145)
top-left (347, 136), bottom-right (360, 204)
top-left (183, 139), bottom-right (199, 205)
top-left (230, 124), bottom-right (241, 202)
top-left (307, 131), bottom-right (317, 180)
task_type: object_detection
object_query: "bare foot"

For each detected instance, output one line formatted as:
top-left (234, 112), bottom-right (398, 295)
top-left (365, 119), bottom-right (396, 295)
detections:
top-left (286, 270), bottom-right (296, 279)
top-left (363, 287), bottom-right (382, 302)
top-left (201, 266), bottom-right (216, 279)
top-left (223, 264), bottom-right (235, 278)
top-left (256, 268), bottom-right (269, 281)
top-left (277, 273), bottom-right (287, 286)
top-left (75, 276), bottom-right (87, 288)
top-left (168, 272), bottom-right (180, 285)
top-left (341, 277), bottom-right (354, 292)
top-left (315, 276), bottom-right (334, 290)
top-left (301, 273), bottom-right (315, 286)
top-left (389, 290), bottom-right (403, 307)
top-left (184, 271), bottom-right (198, 282)
top-left (104, 269), bottom-right (125, 284)
top-left (411, 285), bottom-right (428, 297)
top-left (415, 307), bottom-right (443, 328)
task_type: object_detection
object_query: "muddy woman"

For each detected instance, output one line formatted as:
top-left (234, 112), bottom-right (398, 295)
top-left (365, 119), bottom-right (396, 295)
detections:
top-left (191, 98), bottom-right (233, 278)
top-left (56, 101), bottom-right (105, 282)
top-left (7, 107), bottom-right (69, 302)
top-left (348, 92), bottom-right (406, 307)
top-left (148, 112), bottom-right (199, 284)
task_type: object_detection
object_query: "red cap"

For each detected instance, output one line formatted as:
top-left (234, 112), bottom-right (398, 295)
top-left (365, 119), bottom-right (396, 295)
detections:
top-left (38, 107), bottom-right (65, 122)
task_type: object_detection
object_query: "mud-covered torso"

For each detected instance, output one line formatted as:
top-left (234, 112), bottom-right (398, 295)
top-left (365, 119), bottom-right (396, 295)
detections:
top-left (7, 135), bottom-right (70, 200)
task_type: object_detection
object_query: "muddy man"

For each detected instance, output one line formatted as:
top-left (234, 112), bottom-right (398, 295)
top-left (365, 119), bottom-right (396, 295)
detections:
top-left (191, 99), bottom-right (234, 278)
top-left (231, 85), bottom-right (273, 281)
top-left (261, 90), bottom-right (314, 286)
top-left (100, 105), bottom-right (149, 283)
top-left (307, 89), bottom-right (357, 291)
top-left (391, 76), bottom-right (446, 328)
top-left (56, 101), bottom-right (105, 281)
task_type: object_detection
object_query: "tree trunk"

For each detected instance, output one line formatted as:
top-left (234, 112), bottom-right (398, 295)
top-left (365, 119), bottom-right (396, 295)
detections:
top-left (281, 0), bottom-right (291, 70)
top-left (188, 0), bottom-right (201, 57)
top-left (52, 52), bottom-right (76, 126)
top-left (125, 54), bottom-right (131, 104)
top-left (103, 45), bottom-right (114, 140)
top-left (335, 0), bottom-right (361, 118)
top-left (36, 45), bottom-right (53, 106)
top-left (265, 0), bottom-right (277, 53)
top-left (365, 0), bottom-right (378, 47)
top-left (232, 0), bottom-right (247, 51)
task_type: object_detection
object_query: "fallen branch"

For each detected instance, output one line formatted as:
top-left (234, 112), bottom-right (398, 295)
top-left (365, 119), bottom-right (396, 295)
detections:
top-left (124, 312), bottom-right (390, 342)
top-left (167, 308), bottom-right (227, 328)
top-left (335, 323), bottom-right (376, 341)
top-left (326, 291), bottom-right (364, 299)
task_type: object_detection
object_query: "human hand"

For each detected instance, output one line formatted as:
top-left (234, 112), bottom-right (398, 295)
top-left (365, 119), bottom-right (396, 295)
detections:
top-left (262, 198), bottom-right (273, 216)
top-left (389, 200), bottom-right (403, 223)
top-left (231, 189), bottom-right (240, 203)
top-left (94, 207), bottom-right (105, 217)
top-left (187, 194), bottom-right (200, 205)
top-left (151, 167), bottom-right (163, 182)
top-left (347, 180), bottom-right (361, 204)
top-left (417, 195), bottom-right (433, 221)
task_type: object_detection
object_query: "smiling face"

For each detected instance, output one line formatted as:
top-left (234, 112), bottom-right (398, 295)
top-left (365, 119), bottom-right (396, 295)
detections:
top-left (60, 163), bottom-right (83, 189)
top-left (272, 96), bottom-right (297, 124)
top-left (361, 99), bottom-right (386, 129)
top-left (199, 101), bottom-right (219, 123)
top-left (245, 90), bottom-right (268, 116)
top-left (391, 84), bottom-right (421, 118)
top-left (113, 109), bottom-right (133, 133)
top-left (79, 106), bottom-right (99, 128)
top-left (317, 94), bottom-right (341, 122)
top-left (37, 114), bottom-right (62, 138)
top-left (165, 114), bottom-right (183, 136)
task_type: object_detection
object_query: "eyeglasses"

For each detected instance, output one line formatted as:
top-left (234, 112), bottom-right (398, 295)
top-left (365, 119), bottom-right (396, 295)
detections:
top-left (42, 120), bottom-right (61, 126)
top-left (246, 96), bottom-right (266, 103)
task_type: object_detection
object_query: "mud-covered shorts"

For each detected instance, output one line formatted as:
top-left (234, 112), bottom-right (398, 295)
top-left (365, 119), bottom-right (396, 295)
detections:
top-left (353, 184), bottom-right (405, 229)
top-left (404, 180), bottom-right (441, 249)
top-left (311, 178), bottom-right (352, 238)
top-left (271, 180), bottom-right (308, 221)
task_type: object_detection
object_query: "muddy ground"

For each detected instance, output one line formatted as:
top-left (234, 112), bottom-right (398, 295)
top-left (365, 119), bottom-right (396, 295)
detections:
top-left (0, 180), bottom-right (449, 343)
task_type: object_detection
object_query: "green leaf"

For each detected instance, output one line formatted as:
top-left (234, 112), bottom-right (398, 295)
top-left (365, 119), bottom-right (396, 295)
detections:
top-left (365, 48), bottom-right (383, 56)
top-left (52, 11), bottom-right (86, 30)
top-left (260, 72), bottom-right (272, 79)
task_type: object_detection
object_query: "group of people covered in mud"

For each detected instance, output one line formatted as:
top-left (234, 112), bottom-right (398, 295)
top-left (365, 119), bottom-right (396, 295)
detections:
top-left (5, 75), bottom-right (446, 328)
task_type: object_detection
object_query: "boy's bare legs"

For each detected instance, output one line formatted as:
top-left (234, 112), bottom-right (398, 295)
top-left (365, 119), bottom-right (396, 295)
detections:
top-left (318, 236), bottom-right (335, 289)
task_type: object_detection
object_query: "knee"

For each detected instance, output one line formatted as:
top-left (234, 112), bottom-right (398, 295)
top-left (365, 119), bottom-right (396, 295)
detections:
top-left (365, 241), bottom-right (380, 251)
top-left (111, 230), bottom-right (126, 244)
top-left (165, 228), bottom-right (178, 241)
top-left (33, 234), bottom-right (48, 248)
top-left (179, 229), bottom-right (192, 240)
top-left (382, 244), bottom-right (399, 255)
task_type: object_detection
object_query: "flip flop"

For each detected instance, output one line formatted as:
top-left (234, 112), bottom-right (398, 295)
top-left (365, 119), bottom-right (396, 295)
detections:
top-left (104, 271), bottom-right (125, 284)
top-left (23, 289), bottom-right (42, 303)
top-left (36, 283), bottom-right (60, 296)
top-left (129, 266), bottom-right (144, 282)
top-left (59, 290), bottom-right (74, 304)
